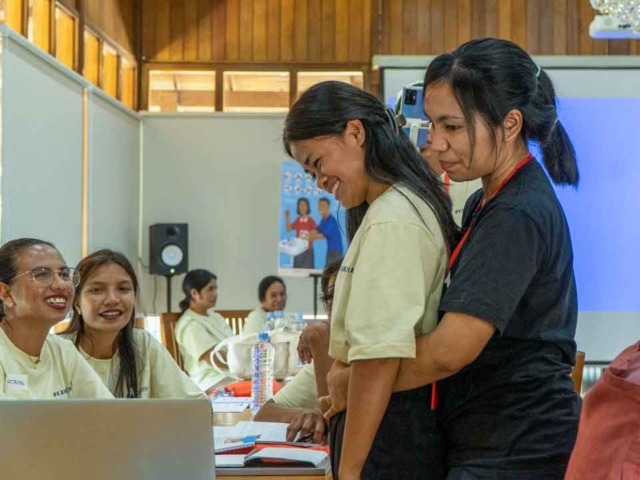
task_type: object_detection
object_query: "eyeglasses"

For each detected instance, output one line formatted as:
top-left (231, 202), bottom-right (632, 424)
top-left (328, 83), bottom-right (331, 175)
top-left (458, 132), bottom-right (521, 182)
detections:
top-left (11, 267), bottom-right (81, 287)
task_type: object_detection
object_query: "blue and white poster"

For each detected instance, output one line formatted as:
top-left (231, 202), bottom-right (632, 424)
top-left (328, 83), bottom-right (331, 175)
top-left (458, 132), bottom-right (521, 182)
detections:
top-left (278, 160), bottom-right (348, 276)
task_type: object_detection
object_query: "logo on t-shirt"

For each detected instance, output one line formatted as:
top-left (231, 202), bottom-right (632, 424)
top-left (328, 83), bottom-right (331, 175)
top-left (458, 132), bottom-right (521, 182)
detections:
top-left (6, 374), bottom-right (28, 391)
top-left (53, 384), bottom-right (73, 397)
top-left (340, 265), bottom-right (354, 274)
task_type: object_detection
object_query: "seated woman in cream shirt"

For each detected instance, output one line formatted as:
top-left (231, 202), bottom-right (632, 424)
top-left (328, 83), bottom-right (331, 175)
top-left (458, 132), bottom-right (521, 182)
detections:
top-left (62, 249), bottom-right (204, 399)
top-left (0, 238), bottom-right (112, 399)
top-left (243, 275), bottom-right (288, 335)
top-left (255, 259), bottom-right (341, 444)
top-left (175, 269), bottom-right (234, 391)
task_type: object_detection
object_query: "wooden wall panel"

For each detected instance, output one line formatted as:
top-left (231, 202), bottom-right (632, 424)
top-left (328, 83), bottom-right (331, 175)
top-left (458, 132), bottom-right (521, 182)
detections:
top-left (85, 0), bottom-right (136, 55)
top-left (380, 0), bottom-right (639, 56)
top-left (140, 0), bottom-right (640, 64)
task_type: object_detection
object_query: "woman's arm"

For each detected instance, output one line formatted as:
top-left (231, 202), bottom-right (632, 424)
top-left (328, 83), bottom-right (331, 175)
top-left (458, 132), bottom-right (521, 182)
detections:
top-left (338, 358), bottom-right (399, 480)
top-left (284, 210), bottom-right (294, 232)
top-left (395, 311), bottom-right (496, 391)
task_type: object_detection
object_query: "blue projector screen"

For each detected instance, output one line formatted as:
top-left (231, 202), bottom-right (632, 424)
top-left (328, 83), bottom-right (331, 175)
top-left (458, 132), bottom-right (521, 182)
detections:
top-left (551, 98), bottom-right (640, 313)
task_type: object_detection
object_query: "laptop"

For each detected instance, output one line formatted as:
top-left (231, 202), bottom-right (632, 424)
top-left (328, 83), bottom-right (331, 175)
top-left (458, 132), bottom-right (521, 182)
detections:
top-left (0, 399), bottom-right (215, 480)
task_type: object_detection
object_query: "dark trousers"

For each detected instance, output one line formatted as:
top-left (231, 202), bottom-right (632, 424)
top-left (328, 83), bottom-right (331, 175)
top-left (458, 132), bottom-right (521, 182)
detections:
top-left (294, 249), bottom-right (314, 269)
top-left (329, 385), bottom-right (446, 480)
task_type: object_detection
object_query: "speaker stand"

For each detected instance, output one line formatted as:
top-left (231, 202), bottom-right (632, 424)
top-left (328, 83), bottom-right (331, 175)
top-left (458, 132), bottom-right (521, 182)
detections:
top-left (310, 273), bottom-right (321, 318)
top-left (165, 274), bottom-right (174, 312)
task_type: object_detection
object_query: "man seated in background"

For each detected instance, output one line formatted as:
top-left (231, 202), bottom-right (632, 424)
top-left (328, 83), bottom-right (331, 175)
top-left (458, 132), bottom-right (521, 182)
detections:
top-left (254, 259), bottom-right (341, 444)
top-left (243, 276), bottom-right (288, 335)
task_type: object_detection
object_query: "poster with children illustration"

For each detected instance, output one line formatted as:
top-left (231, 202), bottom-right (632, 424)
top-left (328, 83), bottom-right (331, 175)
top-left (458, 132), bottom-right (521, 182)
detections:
top-left (278, 160), bottom-right (348, 276)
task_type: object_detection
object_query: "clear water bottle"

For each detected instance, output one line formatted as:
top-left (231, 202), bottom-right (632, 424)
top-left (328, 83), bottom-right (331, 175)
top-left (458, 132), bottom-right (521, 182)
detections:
top-left (264, 311), bottom-right (274, 332)
top-left (251, 332), bottom-right (275, 414)
top-left (292, 313), bottom-right (306, 368)
top-left (273, 310), bottom-right (285, 329)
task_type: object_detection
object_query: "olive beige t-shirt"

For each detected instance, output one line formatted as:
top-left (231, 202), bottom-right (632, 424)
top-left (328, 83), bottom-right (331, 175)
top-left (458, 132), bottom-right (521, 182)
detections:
top-left (66, 329), bottom-right (205, 399)
top-left (272, 363), bottom-right (320, 411)
top-left (175, 309), bottom-right (234, 390)
top-left (329, 184), bottom-right (448, 364)
top-left (0, 326), bottom-right (113, 399)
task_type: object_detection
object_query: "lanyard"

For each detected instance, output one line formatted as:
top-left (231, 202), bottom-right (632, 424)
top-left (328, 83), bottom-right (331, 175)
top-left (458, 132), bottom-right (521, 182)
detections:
top-left (447, 154), bottom-right (532, 271)
top-left (431, 154), bottom-right (532, 411)
top-left (443, 173), bottom-right (450, 194)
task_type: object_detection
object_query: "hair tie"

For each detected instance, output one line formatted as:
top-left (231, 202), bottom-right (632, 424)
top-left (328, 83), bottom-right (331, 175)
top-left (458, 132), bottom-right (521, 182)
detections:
top-left (385, 107), bottom-right (400, 135)
top-left (536, 65), bottom-right (542, 78)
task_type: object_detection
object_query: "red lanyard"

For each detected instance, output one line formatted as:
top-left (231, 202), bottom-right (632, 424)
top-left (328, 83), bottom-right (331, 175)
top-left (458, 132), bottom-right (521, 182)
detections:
top-left (431, 154), bottom-right (532, 411)
top-left (443, 173), bottom-right (450, 194)
top-left (447, 154), bottom-right (532, 271)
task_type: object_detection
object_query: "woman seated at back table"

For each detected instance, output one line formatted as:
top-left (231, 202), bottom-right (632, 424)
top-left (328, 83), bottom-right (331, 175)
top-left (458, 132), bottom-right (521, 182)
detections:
top-left (243, 275), bottom-right (289, 335)
top-left (175, 269), bottom-right (234, 391)
top-left (0, 238), bottom-right (112, 399)
top-left (254, 259), bottom-right (341, 444)
top-left (62, 249), bottom-right (205, 399)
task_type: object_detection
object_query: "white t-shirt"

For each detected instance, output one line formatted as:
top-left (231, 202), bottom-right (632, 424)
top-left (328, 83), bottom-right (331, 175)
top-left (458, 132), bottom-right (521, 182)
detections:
top-left (272, 363), bottom-right (320, 411)
top-left (243, 307), bottom-right (268, 336)
top-left (175, 309), bottom-right (234, 390)
top-left (66, 329), bottom-right (205, 399)
top-left (0, 326), bottom-right (113, 399)
top-left (443, 173), bottom-right (483, 227)
top-left (329, 184), bottom-right (448, 364)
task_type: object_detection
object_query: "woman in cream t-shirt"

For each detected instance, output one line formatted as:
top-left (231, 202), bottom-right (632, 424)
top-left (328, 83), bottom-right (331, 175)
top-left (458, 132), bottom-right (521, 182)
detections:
top-left (0, 238), bottom-right (112, 399)
top-left (243, 275), bottom-right (288, 335)
top-left (62, 249), bottom-right (204, 399)
top-left (284, 82), bottom-right (458, 479)
top-left (175, 269), bottom-right (234, 391)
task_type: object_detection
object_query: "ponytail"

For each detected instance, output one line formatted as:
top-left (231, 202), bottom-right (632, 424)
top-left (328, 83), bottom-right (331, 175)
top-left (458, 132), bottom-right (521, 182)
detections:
top-left (179, 297), bottom-right (190, 313)
top-left (525, 70), bottom-right (579, 187)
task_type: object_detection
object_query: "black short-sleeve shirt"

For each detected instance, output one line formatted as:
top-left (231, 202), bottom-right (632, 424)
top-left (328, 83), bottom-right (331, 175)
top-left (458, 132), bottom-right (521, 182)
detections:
top-left (439, 160), bottom-right (581, 474)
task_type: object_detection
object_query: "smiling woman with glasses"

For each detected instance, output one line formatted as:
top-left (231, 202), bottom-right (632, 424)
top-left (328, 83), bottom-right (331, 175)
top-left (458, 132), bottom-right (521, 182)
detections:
top-left (0, 238), bottom-right (112, 399)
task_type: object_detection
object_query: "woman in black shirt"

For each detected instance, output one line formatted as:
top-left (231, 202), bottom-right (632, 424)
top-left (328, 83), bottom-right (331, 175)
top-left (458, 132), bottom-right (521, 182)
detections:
top-left (394, 38), bottom-right (581, 479)
top-left (325, 38), bottom-right (581, 479)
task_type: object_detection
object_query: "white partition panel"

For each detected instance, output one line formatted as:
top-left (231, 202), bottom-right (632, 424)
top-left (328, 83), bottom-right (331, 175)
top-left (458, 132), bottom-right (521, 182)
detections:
top-left (0, 32), bottom-right (83, 266)
top-left (141, 114), bottom-right (316, 314)
top-left (88, 94), bottom-right (140, 262)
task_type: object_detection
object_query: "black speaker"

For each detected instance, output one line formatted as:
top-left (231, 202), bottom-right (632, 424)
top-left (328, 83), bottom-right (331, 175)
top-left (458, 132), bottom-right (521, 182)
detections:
top-left (149, 223), bottom-right (189, 276)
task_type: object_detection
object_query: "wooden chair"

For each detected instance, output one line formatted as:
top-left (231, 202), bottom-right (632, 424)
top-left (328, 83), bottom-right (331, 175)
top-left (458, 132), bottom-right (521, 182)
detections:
top-left (160, 312), bottom-right (183, 370)
top-left (218, 309), bottom-right (251, 335)
top-left (572, 350), bottom-right (586, 394)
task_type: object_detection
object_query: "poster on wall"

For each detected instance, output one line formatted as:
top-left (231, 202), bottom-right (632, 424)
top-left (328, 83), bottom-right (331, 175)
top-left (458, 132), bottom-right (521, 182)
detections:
top-left (278, 160), bottom-right (348, 276)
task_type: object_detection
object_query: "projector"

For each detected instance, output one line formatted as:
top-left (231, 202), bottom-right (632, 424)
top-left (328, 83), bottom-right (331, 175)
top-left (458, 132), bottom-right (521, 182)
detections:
top-left (589, 15), bottom-right (640, 39)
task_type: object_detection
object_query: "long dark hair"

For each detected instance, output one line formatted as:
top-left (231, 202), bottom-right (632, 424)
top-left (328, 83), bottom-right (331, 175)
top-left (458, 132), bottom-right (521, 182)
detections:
top-left (283, 81), bottom-right (458, 251)
top-left (424, 38), bottom-right (579, 187)
top-left (179, 269), bottom-right (217, 312)
top-left (0, 238), bottom-right (56, 322)
top-left (64, 249), bottom-right (140, 398)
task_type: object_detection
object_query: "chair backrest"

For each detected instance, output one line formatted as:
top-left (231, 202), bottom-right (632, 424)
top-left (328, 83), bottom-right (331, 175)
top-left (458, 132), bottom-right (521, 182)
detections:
top-left (218, 309), bottom-right (251, 335)
top-left (572, 350), bottom-right (586, 394)
top-left (160, 313), bottom-right (183, 370)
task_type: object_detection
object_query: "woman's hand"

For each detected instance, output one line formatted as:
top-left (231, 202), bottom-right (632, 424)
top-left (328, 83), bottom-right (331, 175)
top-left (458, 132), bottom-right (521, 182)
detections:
top-left (323, 361), bottom-right (350, 420)
top-left (297, 321), bottom-right (330, 365)
top-left (285, 410), bottom-right (328, 444)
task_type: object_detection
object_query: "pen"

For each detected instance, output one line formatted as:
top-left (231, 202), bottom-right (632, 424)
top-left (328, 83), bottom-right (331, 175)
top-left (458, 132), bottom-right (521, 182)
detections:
top-left (296, 432), bottom-right (314, 443)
